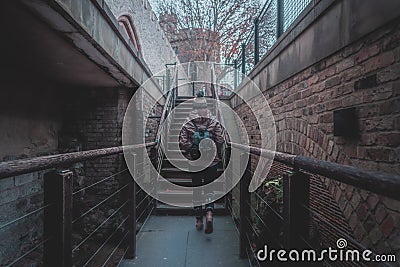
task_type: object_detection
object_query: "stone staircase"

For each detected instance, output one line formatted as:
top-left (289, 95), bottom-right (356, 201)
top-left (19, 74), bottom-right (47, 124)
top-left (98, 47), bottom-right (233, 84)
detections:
top-left (154, 96), bottom-right (227, 214)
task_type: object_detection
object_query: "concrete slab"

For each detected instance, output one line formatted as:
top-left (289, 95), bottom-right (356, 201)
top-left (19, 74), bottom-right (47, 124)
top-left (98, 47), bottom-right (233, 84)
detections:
top-left (120, 215), bottom-right (248, 267)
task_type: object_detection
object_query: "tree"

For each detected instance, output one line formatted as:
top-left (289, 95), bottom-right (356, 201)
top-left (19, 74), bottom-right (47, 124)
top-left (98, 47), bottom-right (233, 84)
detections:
top-left (155, 0), bottom-right (260, 63)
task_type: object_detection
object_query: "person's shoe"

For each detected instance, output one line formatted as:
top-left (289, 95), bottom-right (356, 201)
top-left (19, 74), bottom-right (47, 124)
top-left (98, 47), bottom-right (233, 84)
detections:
top-left (205, 211), bottom-right (213, 234)
top-left (196, 217), bottom-right (203, 230)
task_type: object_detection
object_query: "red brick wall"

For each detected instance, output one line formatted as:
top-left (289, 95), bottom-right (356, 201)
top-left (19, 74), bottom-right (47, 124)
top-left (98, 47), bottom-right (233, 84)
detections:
top-left (233, 18), bottom-right (400, 257)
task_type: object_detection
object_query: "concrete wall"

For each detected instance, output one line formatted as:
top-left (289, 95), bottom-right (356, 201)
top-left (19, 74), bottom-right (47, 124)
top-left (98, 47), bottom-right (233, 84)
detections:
top-left (0, 83), bottom-right (62, 160)
top-left (231, 0), bottom-right (400, 258)
top-left (105, 0), bottom-right (179, 75)
top-left (0, 73), bottom-right (63, 265)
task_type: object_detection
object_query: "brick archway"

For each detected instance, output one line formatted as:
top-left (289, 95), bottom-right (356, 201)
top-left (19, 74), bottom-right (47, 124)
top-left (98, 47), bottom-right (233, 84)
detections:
top-left (118, 14), bottom-right (142, 55)
top-left (276, 118), bottom-right (398, 252)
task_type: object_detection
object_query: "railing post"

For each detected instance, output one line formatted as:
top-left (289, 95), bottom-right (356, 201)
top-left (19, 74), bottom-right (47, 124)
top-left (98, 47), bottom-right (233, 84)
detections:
top-left (283, 169), bottom-right (310, 248)
top-left (125, 153), bottom-right (137, 259)
top-left (254, 17), bottom-right (259, 65)
top-left (234, 59), bottom-right (238, 89)
top-left (224, 146), bottom-right (233, 213)
top-left (241, 43), bottom-right (246, 75)
top-left (174, 62), bottom-right (178, 97)
top-left (276, 0), bottom-right (284, 39)
top-left (44, 170), bottom-right (73, 267)
top-left (239, 153), bottom-right (251, 258)
top-left (166, 66), bottom-right (171, 92)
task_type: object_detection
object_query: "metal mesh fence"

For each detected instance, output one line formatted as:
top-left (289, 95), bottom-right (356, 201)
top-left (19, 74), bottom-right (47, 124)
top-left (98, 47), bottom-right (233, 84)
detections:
top-left (236, 0), bottom-right (312, 76)
top-left (283, 0), bottom-right (312, 31)
top-left (258, 0), bottom-right (278, 57)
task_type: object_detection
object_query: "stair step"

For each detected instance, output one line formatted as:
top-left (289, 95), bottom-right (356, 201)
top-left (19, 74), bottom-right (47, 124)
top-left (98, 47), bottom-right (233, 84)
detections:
top-left (173, 113), bottom-right (189, 118)
top-left (162, 158), bottom-right (188, 168)
top-left (160, 169), bottom-right (192, 178)
top-left (162, 149), bottom-right (184, 157)
top-left (158, 178), bottom-right (192, 184)
top-left (158, 190), bottom-right (192, 195)
top-left (176, 96), bottom-right (196, 99)
top-left (173, 107), bottom-right (192, 111)
top-left (173, 117), bottom-right (187, 122)
top-left (157, 181), bottom-right (226, 192)
top-left (162, 167), bottom-right (224, 172)
top-left (170, 122), bottom-right (184, 128)
top-left (167, 141), bottom-right (179, 146)
top-left (162, 158), bottom-right (187, 163)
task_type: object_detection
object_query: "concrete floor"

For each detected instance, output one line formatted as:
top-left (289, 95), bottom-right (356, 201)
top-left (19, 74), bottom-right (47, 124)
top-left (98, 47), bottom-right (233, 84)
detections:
top-left (120, 215), bottom-right (249, 267)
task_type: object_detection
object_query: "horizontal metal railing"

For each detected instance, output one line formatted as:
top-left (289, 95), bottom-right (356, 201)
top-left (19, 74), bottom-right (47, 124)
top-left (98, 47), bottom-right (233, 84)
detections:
top-left (0, 143), bottom-right (156, 179)
top-left (227, 142), bottom-right (400, 266)
top-left (229, 142), bottom-right (400, 201)
top-left (0, 143), bottom-right (157, 266)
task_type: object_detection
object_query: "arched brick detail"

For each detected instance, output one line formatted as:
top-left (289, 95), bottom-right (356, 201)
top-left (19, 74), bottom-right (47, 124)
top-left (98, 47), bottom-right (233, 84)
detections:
top-left (276, 119), bottom-right (356, 246)
top-left (276, 118), bottom-right (400, 253)
top-left (118, 14), bottom-right (142, 55)
top-left (275, 117), bottom-right (349, 163)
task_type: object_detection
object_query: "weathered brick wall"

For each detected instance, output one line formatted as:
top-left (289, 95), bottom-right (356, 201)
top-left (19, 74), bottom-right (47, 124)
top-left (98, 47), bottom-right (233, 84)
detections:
top-left (0, 78), bottom-right (64, 265)
top-left (58, 87), bottom-right (132, 258)
top-left (60, 87), bottom-right (162, 208)
top-left (233, 14), bottom-right (400, 258)
top-left (144, 93), bottom-right (163, 143)
top-left (0, 171), bottom-right (47, 266)
top-left (62, 88), bottom-right (130, 178)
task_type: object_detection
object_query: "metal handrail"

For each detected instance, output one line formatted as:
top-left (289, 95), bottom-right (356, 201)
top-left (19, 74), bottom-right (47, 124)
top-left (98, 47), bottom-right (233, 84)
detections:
top-left (0, 143), bottom-right (156, 179)
top-left (154, 63), bottom-right (178, 174)
top-left (229, 142), bottom-right (400, 201)
top-left (211, 63), bottom-right (230, 168)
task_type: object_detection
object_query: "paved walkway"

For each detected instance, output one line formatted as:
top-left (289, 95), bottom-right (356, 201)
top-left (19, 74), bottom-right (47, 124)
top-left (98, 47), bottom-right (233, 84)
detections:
top-left (120, 215), bottom-right (248, 267)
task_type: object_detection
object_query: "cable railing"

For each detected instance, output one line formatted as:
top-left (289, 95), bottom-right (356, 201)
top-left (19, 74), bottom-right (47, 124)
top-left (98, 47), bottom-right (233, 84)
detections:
top-left (152, 64), bottom-right (179, 204)
top-left (227, 142), bottom-right (400, 266)
top-left (0, 142), bottom-right (157, 266)
top-left (154, 63), bottom-right (178, 172)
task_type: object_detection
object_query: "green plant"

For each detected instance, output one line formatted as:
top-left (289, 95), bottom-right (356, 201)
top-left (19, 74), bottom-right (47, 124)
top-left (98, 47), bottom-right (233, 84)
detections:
top-left (264, 176), bottom-right (283, 204)
top-left (112, 211), bottom-right (123, 230)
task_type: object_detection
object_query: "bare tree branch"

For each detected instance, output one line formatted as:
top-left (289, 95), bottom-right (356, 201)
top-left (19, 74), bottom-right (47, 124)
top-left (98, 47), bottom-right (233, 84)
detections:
top-left (156, 0), bottom-right (260, 62)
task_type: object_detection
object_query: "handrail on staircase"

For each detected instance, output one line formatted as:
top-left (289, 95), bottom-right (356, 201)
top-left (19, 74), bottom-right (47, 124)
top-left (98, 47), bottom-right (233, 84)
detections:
top-left (153, 63), bottom-right (179, 174)
top-left (210, 63), bottom-right (231, 167)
